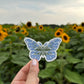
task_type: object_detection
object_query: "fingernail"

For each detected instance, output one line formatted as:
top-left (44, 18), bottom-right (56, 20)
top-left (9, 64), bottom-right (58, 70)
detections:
top-left (32, 59), bottom-right (37, 66)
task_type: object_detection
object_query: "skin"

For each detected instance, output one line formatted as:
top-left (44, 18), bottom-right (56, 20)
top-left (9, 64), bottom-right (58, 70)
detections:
top-left (11, 59), bottom-right (39, 84)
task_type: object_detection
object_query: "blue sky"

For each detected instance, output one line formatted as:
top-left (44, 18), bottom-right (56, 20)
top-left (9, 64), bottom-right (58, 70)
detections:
top-left (0, 0), bottom-right (84, 25)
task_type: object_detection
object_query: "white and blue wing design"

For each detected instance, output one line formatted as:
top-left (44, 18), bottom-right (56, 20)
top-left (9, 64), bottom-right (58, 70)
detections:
top-left (24, 37), bottom-right (62, 62)
top-left (44, 38), bottom-right (62, 62)
top-left (24, 37), bottom-right (41, 61)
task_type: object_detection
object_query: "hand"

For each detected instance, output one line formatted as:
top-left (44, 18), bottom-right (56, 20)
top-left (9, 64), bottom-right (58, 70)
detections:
top-left (11, 59), bottom-right (39, 84)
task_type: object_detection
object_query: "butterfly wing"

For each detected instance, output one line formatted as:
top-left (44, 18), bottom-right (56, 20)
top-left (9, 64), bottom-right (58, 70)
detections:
top-left (45, 51), bottom-right (57, 62)
top-left (29, 50), bottom-right (41, 61)
top-left (24, 37), bottom-right (40, 50)
top-left (46, 38), bottom-right (62, 51)
top-left (44, 38), bottom-right (62, 62)
top-left (24, 37), bottom-right (41, 61)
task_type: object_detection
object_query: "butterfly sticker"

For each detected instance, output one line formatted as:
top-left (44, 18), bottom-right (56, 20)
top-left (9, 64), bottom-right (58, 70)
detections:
top-left (24, 37), bottom-right (62, 62)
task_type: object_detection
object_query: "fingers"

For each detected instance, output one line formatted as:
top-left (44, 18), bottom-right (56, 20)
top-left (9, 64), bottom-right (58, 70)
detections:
top-left (11, 60), bottom-right (31, 84)
top-left (11, 59), bottom-right (39, 84)
top-left (26, 59), bottom-right (39, 84)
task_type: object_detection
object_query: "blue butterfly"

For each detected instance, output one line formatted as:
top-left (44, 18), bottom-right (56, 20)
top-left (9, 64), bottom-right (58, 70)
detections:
top-left (24, 37), bottom-right (62, 62)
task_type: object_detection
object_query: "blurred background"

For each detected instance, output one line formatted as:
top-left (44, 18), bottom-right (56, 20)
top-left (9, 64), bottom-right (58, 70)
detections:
top-left (0, 0), bottom-right (84, 84)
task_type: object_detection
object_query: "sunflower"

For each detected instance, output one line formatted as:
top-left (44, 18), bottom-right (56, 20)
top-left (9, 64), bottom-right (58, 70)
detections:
top-left (62, 33), bottom-right (70, 43)
top-left (8, 30), bottom-right (13, 35)
top-left (0, 25), bottom-right (2, 30)
top-left (39, 25), bottom-right (43, 30)
top-left (0, 31), bottom-right (8, 41)
top-left (72, 25), bottom-right (77, 30)
top-left (76, 26), bottom-right (83, 33)
top-left (26, 21), bottom-right (32, 28)
top-left (55, 30), bottom-right (62, 37)
top-left (57, 28), bottom-right (64, 33)
top-left (81, 22), bottom-right (84, 27)
top-left (3, 28), bottom-right (7, 33)
top-left (15, 26), bottom-right (21, 33)
top-left (25, 31), bottom-right (29, 36)
top-left (3, 32), bottom-right (8, 37)
top-left (21, 28), bottom-right (27, 35)
top-left (43, 29), bottom-right (46, 32)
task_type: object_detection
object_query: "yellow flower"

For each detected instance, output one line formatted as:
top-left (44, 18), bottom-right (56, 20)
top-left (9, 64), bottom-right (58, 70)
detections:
top-left (55, 30), bottom-right (62, 37)
top-left (72, 25), bottom-right (77, 30)
top-left (43, 29), bottom-right (46, 32)
top-left (3, 32), bottom-right (8, 37)
top-left (0, 25), bottom-right (2, 30)
top-left (15, 26), bottom-right (21, 33)
top-left (25, 31), bottom-right (29, 36)
top-left (26, 21), bottom-right (32, 28)
top-left (8, 30), bottom-right (12, 35)
top-left (62, 33), bottom-right (70, 43)
top-left (76, 26), bottom-right (83, 33)
top-left (21, 28), bottom-right (27, 35)
top-left (57, 28), bottom-right (64, 33)
top-left (0, 31), bottom-right (8, 41)
top-left (3, 28), bottom-right (7, 33)
top-left (39, 25), bottom-right (43, 30)
top-left (81, 22), bottom-right (84, 27)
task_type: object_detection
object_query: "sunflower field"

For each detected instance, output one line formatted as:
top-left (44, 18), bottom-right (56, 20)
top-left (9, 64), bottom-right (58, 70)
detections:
top-left (0, 21), bottom-right (84, 84)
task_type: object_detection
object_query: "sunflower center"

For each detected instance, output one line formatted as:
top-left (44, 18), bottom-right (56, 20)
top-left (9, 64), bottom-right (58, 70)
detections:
top-left (78, 29), bottom-right (82, 32)
top-left (40, 27), bottom-right (42, 29)
top-left (64, 36), bottom-right (67, 40)
top-left (16, 27), bottom-right (20, 32)
top-left (57, 32), bottom-right (60, 35)
top-left (74, 27), bottom-right (76, 29)
top-left (0, 33), bottom-right (2, 36)
top-left (81, 23), bottom-right (84, 27)
top-left (3, 30), bottom-right (6, 32)
top-left (27, 22), bottom-right (31, 27)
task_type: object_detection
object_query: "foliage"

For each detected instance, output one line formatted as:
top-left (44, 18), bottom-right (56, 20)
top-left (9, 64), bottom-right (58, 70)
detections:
top-left (0, 23), bottom-right (84, 84)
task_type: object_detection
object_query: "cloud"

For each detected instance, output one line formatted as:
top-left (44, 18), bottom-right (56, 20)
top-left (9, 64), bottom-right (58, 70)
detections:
top-left (0, 0), bottom-right (84, 25)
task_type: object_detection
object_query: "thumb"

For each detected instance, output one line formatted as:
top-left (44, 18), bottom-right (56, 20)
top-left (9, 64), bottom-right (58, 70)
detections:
top-left (26, 59), bottom-right (39, 84)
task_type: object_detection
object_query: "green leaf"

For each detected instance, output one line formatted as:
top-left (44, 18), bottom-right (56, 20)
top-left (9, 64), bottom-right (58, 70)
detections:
top-left (53, 72), bottom-right (63, 84)
top-left (46, 60), bottom-right (58, 68)
top-left (1, 39), bottom-right (11, 44)
top-left (75, 63), bottom-right (84, 69)
top-left (46, 59), bottom-right (67, 71)
top-left (56, 59), bottom-right (67, 68)
top-left (77, 46), bottom-right (84, 51)
top-left (64, 69), bottom-right (83, 84)
top-left (0, 52), bottom-right (9, 65)
top-left (11, 54), bottom-right (30, 66)
top-left (66, 56), bottom-right (81, 64)
top-left (82, 58), bottom-right (84, 62)
top-left (44, 81), bottom-right (55, 84)
top-left (70, 39), bottom-right (79, 46)
top-left (80, 34), bottom-right (84, 38)
top-left (76, 53), bottom-right (84, 58)
top-left (0, 78), bottom-right (4, 84)
top-left (39, 67), bottom-right (55, 78)
top-left (6, 35), bottom-right (18, 41)
top-left (12, 42), bottom-right (25, 47)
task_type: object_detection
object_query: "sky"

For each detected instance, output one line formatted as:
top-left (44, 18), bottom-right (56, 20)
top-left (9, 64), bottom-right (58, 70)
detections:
top-left (0, 0), bottom-right (84, 25)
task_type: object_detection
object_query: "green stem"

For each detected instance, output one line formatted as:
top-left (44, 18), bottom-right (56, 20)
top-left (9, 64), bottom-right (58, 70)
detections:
top-left (9, 42), bottom-right (12, 60)
top-left (59, 43), bottom-right (65, 84)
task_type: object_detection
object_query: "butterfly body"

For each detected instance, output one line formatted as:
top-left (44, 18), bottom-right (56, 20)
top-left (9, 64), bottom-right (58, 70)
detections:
top-left (24, 37), bottom-right (62, 62)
